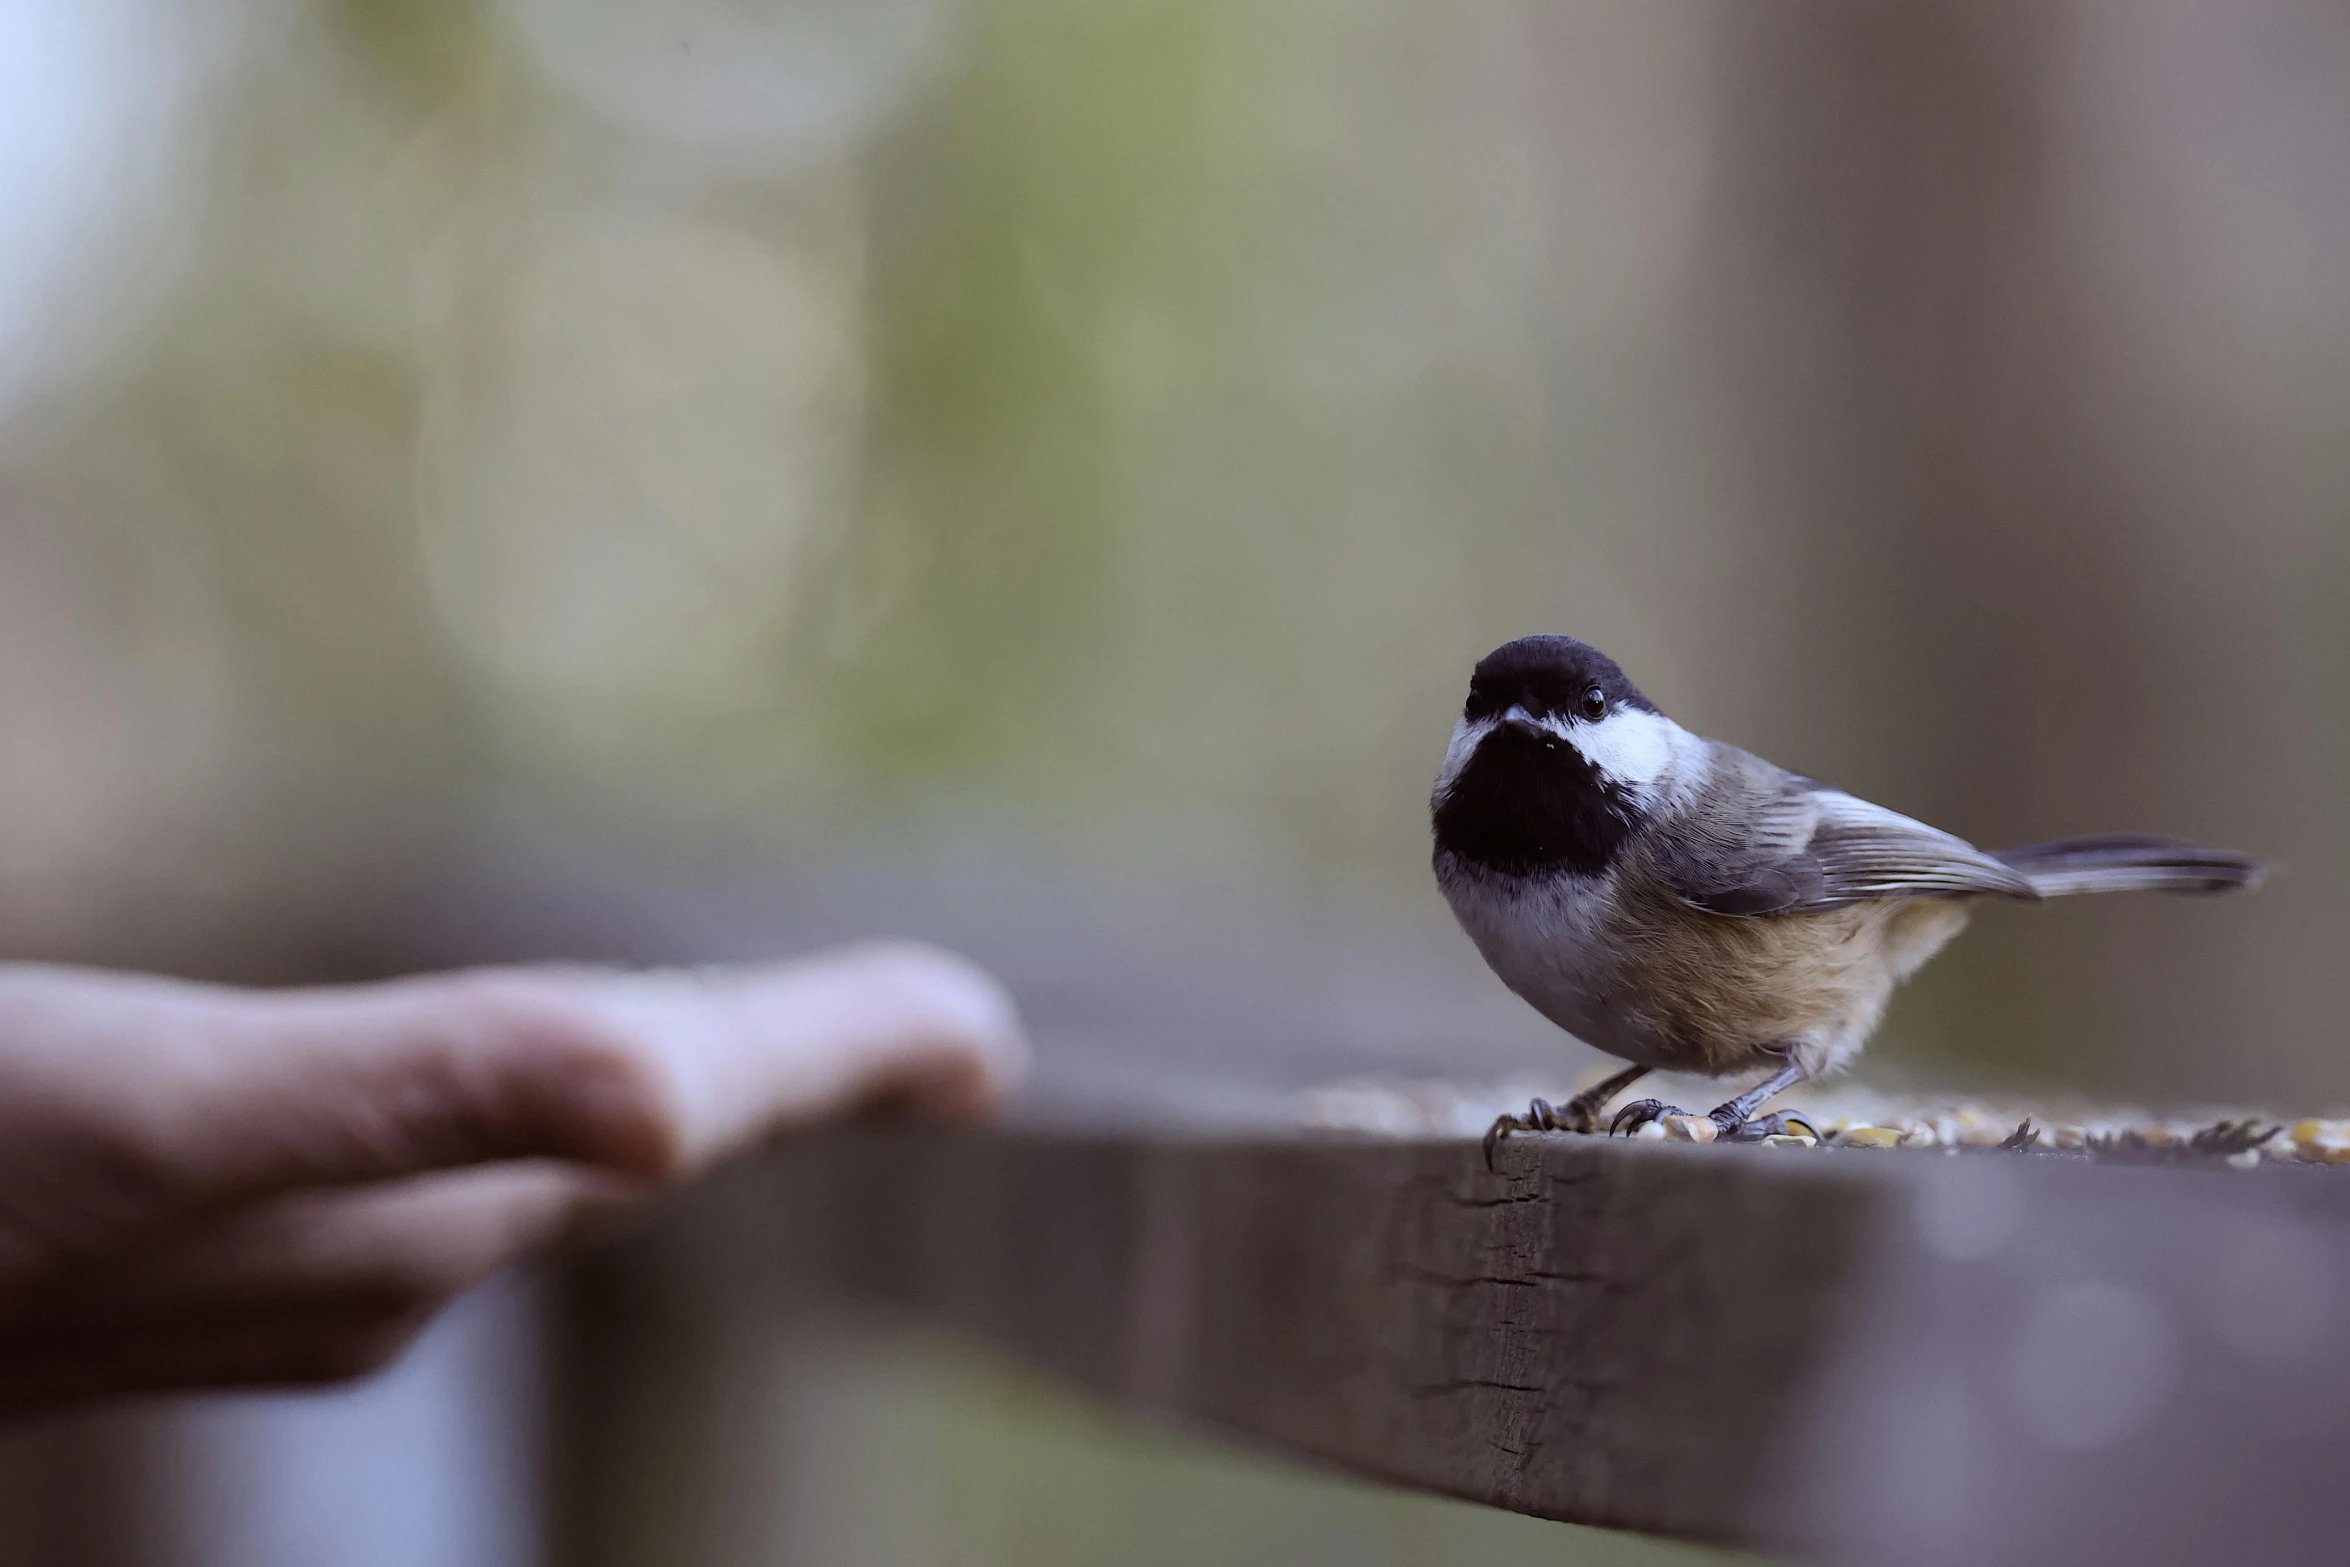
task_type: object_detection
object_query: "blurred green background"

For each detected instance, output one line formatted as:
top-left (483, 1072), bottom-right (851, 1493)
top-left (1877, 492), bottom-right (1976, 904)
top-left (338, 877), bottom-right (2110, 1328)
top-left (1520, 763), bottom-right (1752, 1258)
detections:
top-left (745, 1322), bottom-right (1738, 1567)
top-left (8, 0), bottom-right (2345, 1104)
top-left (1, 0), bottom-right (2347, 1562)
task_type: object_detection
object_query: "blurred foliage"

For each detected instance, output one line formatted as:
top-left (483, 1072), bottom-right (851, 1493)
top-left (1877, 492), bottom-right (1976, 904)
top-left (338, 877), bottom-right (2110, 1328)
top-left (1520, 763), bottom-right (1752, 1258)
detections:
top-left (2, 0), bottom-right (2348, 1114)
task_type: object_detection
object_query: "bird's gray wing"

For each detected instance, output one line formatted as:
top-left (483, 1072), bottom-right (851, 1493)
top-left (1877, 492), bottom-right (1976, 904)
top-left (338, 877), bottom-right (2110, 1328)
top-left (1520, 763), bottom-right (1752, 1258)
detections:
top-left (1653, 751), bottom-right (2039, 917)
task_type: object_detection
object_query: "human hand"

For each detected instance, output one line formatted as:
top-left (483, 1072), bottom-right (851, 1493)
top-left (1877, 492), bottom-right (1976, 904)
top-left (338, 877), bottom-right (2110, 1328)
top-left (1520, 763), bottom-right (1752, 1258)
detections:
top-left (0, 942), bottom-right (1026, 1412)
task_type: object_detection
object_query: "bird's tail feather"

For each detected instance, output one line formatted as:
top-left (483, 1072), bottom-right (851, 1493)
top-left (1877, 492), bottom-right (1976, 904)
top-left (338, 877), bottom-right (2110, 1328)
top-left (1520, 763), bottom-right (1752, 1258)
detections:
top-left (1991, 834), bottom-right (2263, 898)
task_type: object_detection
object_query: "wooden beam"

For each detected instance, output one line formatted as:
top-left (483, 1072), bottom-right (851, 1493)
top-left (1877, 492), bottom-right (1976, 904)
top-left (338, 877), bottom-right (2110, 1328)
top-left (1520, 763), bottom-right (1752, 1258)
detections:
top-left (597, 1128), bottom-right (2350, 1564)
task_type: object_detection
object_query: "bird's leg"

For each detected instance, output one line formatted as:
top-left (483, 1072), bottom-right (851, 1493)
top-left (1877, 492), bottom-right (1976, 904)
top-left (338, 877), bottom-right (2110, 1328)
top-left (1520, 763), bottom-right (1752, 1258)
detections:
top-left (1705, 1060), bottom-right (1816, 1141)
top-left (1555, 1064), bottom-right (1649, 1132)
top-left (1613, 1058), bottom-right (1818, 1141)
top-left (1483, 1065), bottom-right (1649, 1168)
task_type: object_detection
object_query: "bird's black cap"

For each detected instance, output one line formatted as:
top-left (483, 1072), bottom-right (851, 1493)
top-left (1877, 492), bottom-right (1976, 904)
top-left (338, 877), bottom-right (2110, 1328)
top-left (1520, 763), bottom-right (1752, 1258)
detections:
top-left (1462, 635), bottom-right (1657, 722)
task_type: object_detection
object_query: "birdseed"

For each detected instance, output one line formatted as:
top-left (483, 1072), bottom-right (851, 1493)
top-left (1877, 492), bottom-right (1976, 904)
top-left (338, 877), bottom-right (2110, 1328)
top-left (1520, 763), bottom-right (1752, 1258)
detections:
top-left (1296, 1075), bottom-right (2344, 1167)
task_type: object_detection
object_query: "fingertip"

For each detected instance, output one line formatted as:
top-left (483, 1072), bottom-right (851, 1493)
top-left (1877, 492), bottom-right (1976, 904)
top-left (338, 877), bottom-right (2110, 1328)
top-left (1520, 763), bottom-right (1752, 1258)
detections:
top-left (580, 944), bottom-right (1033, 1166)
top-left (826, 940), bottom-right (1032, 1104)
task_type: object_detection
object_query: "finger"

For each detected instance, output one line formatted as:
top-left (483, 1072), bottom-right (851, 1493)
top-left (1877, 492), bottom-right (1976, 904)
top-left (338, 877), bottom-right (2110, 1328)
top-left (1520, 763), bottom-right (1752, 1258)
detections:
top-left (25, 1161), bottom-right (646, 1323)
top-left (0, 1300), bottom-right (437, 1413)
top-left (0, 1162), bottom-right (644, 1411)
top-left (586, 941), bottom-right (1030, 1171)
top-left (0, 961), bottom-right (675, 1298)
top-left (0, 945), bottom-right (1026, 1251)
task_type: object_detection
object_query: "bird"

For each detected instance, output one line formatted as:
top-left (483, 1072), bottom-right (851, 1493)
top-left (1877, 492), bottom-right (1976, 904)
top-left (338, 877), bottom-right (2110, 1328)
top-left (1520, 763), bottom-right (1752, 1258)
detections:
top-left (1431, 634), bottom-right (2262, 1161)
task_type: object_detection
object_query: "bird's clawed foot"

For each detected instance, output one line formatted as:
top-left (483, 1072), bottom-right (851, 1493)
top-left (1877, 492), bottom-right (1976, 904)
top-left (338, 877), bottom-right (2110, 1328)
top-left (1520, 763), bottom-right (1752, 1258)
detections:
top-left (1726, 1109), bottom-right (1821, 1141)
top-left (1609, 1099), bottom-right (1821, 1143)
top-left (1483, 1096), bottom-right (1567, 1170)
top-left (1608, 1098), bottom-right (1686, 1137)
top-left (1483, 1081), bottom-right (1637, 1169)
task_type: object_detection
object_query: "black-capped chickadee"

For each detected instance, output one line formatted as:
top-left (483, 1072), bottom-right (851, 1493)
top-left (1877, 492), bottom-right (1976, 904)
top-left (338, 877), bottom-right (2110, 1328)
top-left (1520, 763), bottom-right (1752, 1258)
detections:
top-left (1433, 635), bottom-right (2262, 1158)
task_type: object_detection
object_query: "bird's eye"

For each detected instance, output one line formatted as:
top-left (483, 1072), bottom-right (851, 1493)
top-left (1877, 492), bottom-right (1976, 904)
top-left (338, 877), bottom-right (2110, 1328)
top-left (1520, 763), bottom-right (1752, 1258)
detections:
top-left (1577, 688), bottom-right (1607, 721)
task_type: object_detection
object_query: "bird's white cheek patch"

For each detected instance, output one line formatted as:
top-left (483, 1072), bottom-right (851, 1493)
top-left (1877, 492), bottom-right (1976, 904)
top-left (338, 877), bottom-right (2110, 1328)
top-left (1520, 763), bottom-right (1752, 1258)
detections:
top-left (1435, 715), bottom-right (1499, 795)
top-left (1569, 709), bottom-right (1683, 797)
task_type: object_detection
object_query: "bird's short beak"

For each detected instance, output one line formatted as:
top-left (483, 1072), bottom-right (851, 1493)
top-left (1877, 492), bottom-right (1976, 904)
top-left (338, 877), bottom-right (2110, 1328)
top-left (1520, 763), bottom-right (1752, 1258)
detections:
top-left (1497, 712), bottom-right (1547, 738)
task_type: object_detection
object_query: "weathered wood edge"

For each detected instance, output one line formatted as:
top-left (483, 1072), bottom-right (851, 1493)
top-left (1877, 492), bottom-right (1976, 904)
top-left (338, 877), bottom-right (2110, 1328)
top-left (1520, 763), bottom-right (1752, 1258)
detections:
top-left (702, 1129), bottom-right (1889, 1546)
